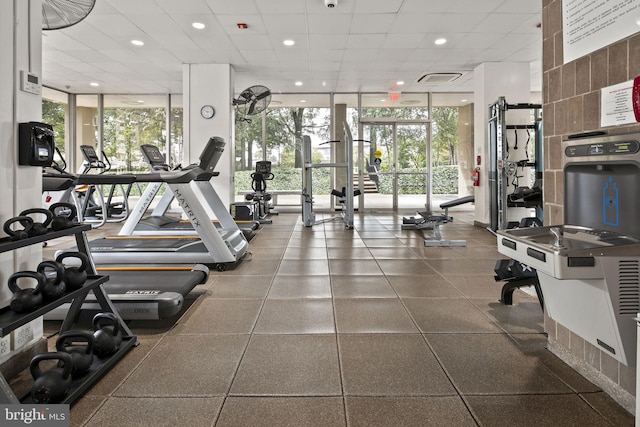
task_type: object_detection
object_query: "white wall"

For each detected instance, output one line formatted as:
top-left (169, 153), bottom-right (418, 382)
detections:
top-left (0, 0), bottom-right (45, 362)
top-left (183, 64), bottom-right (235, 208)
top-left (473, 62), bottom-right (531, 225)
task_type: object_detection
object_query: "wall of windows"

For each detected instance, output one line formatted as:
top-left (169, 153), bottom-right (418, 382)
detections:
top-left (235, 92), bottom-right (474, 212)
top-left (41, 90), bottom-right (183, 174)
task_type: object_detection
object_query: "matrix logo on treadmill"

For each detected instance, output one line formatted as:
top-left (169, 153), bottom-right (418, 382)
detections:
top-left (174, 188), bottom-right (200, 228)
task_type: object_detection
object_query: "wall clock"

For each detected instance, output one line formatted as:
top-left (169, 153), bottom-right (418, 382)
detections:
top-left (200, 105), bottom-right (215, 119)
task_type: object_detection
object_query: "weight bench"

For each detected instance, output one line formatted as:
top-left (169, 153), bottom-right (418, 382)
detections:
top-left (494, 258), bottom-right (544, 311)
top-left (402, 195), bottom-right (474, 247)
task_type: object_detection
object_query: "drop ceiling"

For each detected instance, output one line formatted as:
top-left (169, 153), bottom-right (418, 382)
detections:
top-left (41, 0), bottom-right (542, 99)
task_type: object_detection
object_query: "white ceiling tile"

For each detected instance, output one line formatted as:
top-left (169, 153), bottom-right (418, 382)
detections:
top-left (216, 15), bottom-right (266, 34)
top-left (204, 0), bottom-right (260, 15)
top-left (346, 34), bottom-right (387, 49)
top-left (255, 0), bottom-right (307, 14)
top-left (155, 0), bottom-right (212, 14)
top-left (103, 0), bottom-right (164, 14)
top-left (473, 13), bottom-right (536, 33)
top-left (307, 14), bottom-right (352, 34)
top-left (262, 15), bottom-right (308, 34)
top-left (230, 34), bottom-right (275, 50)
top-left (353, 0), bottom-right (404, 14)
top-left (350, 14), bottom-right (396, 34)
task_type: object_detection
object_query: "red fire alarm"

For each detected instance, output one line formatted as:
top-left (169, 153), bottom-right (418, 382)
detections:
top-left (237, 23), bottom-right (248, 29)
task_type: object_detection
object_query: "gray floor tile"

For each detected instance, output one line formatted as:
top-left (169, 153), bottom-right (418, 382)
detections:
top-left (230, 334), bottom-right (341, 395)
top-left (426, 333), bottom-right (574, 394)
top-left (283, 246), bottom-right (328, 259)
top-left (85, 397), bottom-right (224, 427)
top-left (217, 397), bottom-right (346, 427)
top-left (254, 299), bottom-right (335, 334)
top-left (229, 258), bottom-right (280, 275)
top-left (368, 247), bottom-right (421, 259)
top-left (377, 259), bottom-right (438, 275)
top-left (171, 298), bottom-right (263, 334)
top-left (404, 298), bottom-right (503, 333)
top-left (209, 274), bottom-right (273, 298)
top-left (345, 396), bottom-right (476, 427)
top-left (326, 238), bottom-right (366, 248)
top-left (277, 259), bottom-right (329, 275)
top-left (114, 334), bottom-right (248, 396)
top-left (331, 275), bottom-right (396, 298)
top-left (334, 298), bottom-right (418, 333)
top-left (327, 247), bottom-right (373, 259)
top-left (445, 273), bottom-right (507, 298)
top-left (426, 258), bottom-right (498, 275)
top-left (338, 334), bottom-right (456, 395)
top-left (471, 297), bottom-right (544, 334)
top-left (466, 394), bottom-right (613, 427)
top-left (268, 275), bottom-right (332, 298)
top-left (387, 274), bottom-right (462, 298)
top-left (329, 259), bottom-right (383, 275)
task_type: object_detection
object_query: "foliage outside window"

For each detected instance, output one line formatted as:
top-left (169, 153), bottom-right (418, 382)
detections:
top-left (42, 100), bottom-right (66, 153)
top-left (102, 106), bottom-right (166, 172)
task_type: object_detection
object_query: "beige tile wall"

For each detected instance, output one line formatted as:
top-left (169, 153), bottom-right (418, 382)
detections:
top-left (543, 0), bottom-right (639, 402)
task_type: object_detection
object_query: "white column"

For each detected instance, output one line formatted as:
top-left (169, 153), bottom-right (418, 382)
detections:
top-left (473, 62), bottom-right (530, 225)
top-left (183, 64), bottom-right (235, 207)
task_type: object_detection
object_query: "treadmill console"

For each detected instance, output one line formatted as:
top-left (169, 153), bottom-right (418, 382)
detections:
top-left (140, 144), bottom-right (170, 171)
top-left (199, 137), bottom-right (225, 173)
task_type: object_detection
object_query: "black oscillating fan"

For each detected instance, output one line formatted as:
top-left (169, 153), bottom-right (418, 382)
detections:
top-left (233, 85), bottom-right (272, 116)
top-left (42, 0), bottom-right (96, 30)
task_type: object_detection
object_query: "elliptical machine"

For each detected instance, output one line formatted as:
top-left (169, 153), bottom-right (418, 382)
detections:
top-left (243, 161), bottom-right (277, 223)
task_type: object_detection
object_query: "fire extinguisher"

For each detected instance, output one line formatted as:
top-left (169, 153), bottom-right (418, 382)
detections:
top-left (472, 167), bottom-right (480, 186)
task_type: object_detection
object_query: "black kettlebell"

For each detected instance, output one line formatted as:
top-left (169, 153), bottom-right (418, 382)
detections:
top-left (49, 202), bottom-right (78, 231)
top-left (55, 330), bottom-right (95, 379)
top-left (3, 216), bottom-right (34, 241)
top-left (37, 260), bottom-right (67, 301)
top-left (19, 208), bottom-right (53, 237)
top-left (30, 352), bottom-right (73, 404)
top-left (55, 252), bottom-right (89, 291)
top-left (92, 313), bottom-right (123, 357)
top-left (8, 271), bottom-right (45, 313)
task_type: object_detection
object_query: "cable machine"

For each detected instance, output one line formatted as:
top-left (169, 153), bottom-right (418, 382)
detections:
top-left (302, 121), bottom-right (356, 229)
top-left (488, 97), bottom-right (543, 232)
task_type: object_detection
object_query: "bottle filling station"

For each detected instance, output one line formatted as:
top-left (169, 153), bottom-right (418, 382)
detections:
top-left (497, 132), bottom-right (640, 366)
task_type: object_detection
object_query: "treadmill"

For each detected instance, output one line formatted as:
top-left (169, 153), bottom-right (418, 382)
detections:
top-left (62, 137), bottom-right (249, 271)
top-left (44, 265), bottom-right (209, 321)
top-left (43, 161), bottom-right (211, 320)
top-left (116, 144), bottom-right (259, 239)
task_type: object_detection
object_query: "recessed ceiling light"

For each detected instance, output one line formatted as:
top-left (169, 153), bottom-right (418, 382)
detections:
top-left (461, 99), bottom-right (467, 102)
top-left (137, 100), bottom-right (144, 104)
top-left (283, 39), bottom-right (295, 46)
top-left (295, 81), bottom-right (303, 86)
top-left (396, 81), bottom-right (405, 85)
top-left (131, 40), bottom-right (144, 46)
top-left (434, 38), bottom-right (447, 45)
top-left (380, 99), bottom-right (386, 102)
top-left (90, 82), bottom-right (99, 87)
top-left (300, 99), bottom-right (307, 103)
top-left (192, 22), bottom-right (205, 30)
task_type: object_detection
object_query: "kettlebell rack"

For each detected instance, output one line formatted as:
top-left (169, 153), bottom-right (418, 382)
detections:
top-left (0, 224), bottom-right (137, 404)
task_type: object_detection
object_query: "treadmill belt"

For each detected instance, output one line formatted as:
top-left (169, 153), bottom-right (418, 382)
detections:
top-left (101, 270), bottom-right (207, 295)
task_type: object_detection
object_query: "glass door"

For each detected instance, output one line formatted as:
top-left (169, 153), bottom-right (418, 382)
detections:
top-left (360, 121), bottom-right (431, 212)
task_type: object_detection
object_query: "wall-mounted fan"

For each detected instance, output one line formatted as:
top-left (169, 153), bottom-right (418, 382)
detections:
top-left (233, 85), bottom-right (272, 116)
top-left (42, 0), bottom-right (96, 31)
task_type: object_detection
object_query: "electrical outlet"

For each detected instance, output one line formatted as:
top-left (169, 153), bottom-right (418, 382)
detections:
top-left (12, 323), bottom-right (35, 351)
top-left (0, 335), bottom-right (10, 358)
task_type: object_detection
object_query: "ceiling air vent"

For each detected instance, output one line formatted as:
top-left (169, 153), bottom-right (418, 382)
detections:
top-left (416, 73), bottom-right (462, 84)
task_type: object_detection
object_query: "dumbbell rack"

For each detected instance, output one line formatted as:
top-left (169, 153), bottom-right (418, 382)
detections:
top-left (0, 224), bottom-right (137, 404)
